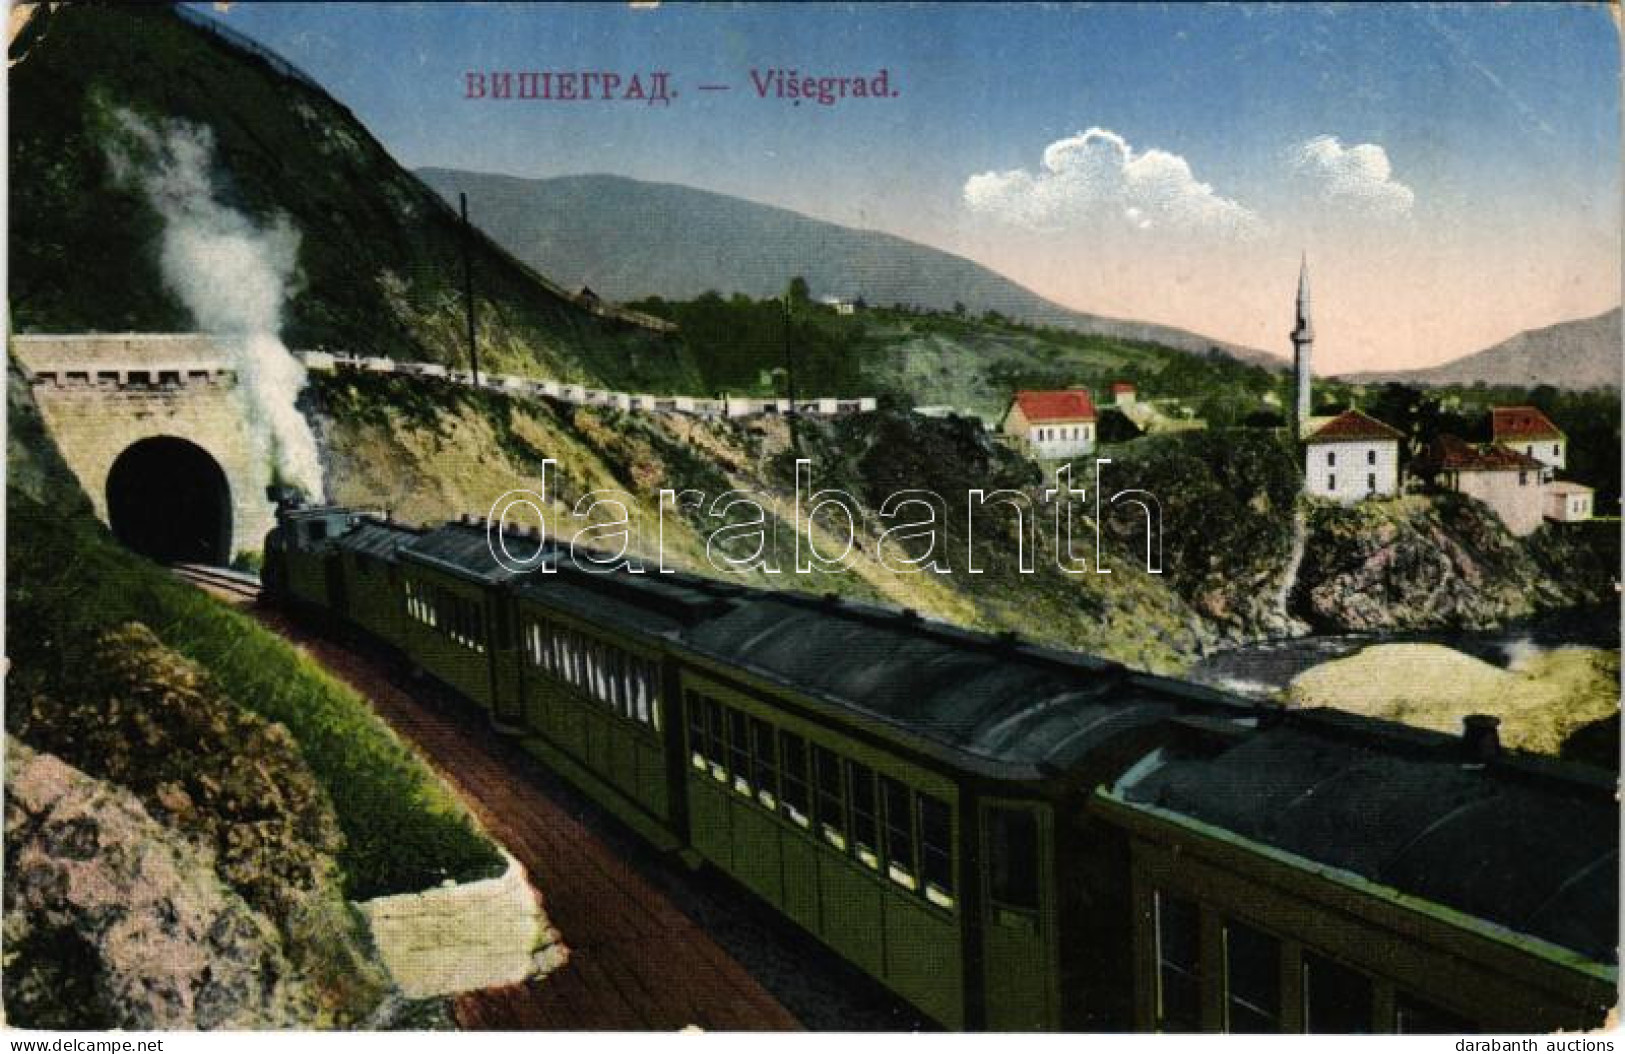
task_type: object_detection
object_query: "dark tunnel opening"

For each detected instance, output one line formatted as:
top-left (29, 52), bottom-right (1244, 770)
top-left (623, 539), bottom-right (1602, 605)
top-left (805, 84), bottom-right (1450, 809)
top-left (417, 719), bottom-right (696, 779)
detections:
top-left (106, 436), bottom-right (233, 565)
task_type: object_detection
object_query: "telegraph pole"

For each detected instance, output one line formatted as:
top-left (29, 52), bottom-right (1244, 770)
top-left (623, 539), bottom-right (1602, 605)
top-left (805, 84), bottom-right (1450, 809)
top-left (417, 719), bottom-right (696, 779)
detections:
top-left (783, 293), bottom-right (800, 454)
top-left (459, 192), bottom-right (481, 387)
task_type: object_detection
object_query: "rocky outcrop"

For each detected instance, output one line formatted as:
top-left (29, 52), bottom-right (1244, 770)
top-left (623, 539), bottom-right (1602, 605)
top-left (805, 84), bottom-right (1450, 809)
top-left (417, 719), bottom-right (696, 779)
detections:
top-left (5, 622), bottom-right (393, 1028)
top-left (1293, 492), bottom-right (1591, 632)
top-left (4, 737), bottom-right (317, 1028)
top-left (357, 851), bottom-right (566, 1000)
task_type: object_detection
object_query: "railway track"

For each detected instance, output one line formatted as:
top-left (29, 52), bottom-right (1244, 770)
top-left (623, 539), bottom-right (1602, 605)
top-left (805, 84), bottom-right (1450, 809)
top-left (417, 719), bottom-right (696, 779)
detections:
top-left (170, 562), bottom-right (262, 601)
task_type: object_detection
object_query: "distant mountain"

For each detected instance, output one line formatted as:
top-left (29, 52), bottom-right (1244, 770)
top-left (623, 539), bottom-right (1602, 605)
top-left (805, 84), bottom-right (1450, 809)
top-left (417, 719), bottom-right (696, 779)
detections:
top-left (8, 6), bottom-right (696, 391)
top-left (1344, 308), bottom-right (1621, 390)
top-left (417, 168), bottom-right (1282, 367)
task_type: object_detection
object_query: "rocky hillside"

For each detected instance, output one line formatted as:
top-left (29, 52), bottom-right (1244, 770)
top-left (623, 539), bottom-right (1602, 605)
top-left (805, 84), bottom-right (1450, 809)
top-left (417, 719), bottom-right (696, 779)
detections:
top-left (310, 372), bottom-right (1230, 672)
top-left (310, 372), bottom-right (1618, 669)
top-left (8, 5), bottom-right (695, 389)
top-left (5, 628), bottom-right (391, 1028)
top-left (1294, 492), bottom-right (1618, 632)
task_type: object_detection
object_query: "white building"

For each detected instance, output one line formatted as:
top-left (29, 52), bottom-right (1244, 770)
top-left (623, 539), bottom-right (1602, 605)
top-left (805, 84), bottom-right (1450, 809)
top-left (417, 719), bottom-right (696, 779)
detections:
top-left (1417, 435), bottom-right (1549, 536)
top-left (1001, 388), bottom-right (1098, 459)
top-left (1544, 481), bottom-right (1595, 524)
top-left (1491, 406), bottom-right (1566, 471)
top-left (1302, 410), bottom-right (1402, 502)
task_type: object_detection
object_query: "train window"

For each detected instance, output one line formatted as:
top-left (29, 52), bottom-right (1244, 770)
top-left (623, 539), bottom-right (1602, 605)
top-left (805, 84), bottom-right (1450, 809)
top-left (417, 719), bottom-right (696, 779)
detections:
top-left (920, 794), bottom-right (954, 909)
top-left (751, 717), bottom-right (778, 809)
top-left (814, 746), bottom-right (847, 850)
top-left (779, 732), bottom-right (811, 828)
top-left (848, 761), bottom-right (880, 870)
top-left (686, 691), bottom-right (708, 771)
top-left (1395, 995), bottom-right (1473, 1034)
top-left (636, 660), bottom-right (658, 729)
top-left (1222, 921), bottom-right (1280, 1032)
top-left (705, 698), bottom-right (727, 782)
top-left (609, 651), bottom-right (627, 716)
top-left (987, 807), bottom-right (1040, 912)
top-left (728, 709), bottom-right (752, 796)
top-left (1154, 891), bottom-right (1202, 1032)
top-left (881, 776), bottom-right (916, 890)
top-left (1303, 952), bottom-right (1374, 1033)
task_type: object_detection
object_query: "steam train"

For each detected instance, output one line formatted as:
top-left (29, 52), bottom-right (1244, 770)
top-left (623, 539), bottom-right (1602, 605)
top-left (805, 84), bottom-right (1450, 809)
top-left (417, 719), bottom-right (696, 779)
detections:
top-left (263, 499), bottom-right (1617, 1032)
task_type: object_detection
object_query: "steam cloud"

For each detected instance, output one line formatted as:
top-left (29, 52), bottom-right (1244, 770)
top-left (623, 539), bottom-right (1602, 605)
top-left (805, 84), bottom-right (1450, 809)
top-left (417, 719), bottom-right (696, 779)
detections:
top-left (106, 108), bottom-right (325, 500)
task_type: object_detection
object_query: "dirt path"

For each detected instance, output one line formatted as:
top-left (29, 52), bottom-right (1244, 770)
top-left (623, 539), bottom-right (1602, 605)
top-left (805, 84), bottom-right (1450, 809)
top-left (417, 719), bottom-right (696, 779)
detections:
top-left (224, 594), bottom-right (803, 1030)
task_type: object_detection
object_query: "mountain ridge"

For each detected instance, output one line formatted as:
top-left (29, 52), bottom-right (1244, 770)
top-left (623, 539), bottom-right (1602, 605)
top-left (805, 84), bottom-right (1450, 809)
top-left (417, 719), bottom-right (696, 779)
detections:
top-left (1343, 307), bottom-right (1621, 391)
top-left (417, 167), bottom-right (1286, 367)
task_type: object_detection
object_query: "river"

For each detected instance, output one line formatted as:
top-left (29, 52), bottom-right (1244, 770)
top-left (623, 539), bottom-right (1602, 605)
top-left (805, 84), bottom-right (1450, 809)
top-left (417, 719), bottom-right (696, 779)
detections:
top-left (1189, 604), bottom-right (1621, 699)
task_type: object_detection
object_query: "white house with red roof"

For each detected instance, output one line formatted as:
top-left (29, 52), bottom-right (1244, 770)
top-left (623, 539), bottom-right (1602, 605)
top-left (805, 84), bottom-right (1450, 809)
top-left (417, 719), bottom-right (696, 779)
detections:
top-left (1490, 406), bottom-right (1566, 471)
top-left (1302, 409), bottom-right (1403, 502)
top-left (1415, 435), bottom-right (1552, 536)
top-left (1001, 388), bottom-right (1098, 458)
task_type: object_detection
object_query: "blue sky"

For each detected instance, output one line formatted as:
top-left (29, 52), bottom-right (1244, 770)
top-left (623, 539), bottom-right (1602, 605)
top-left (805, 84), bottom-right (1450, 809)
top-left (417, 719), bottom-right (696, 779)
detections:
top-left (200, 2), bottom-right (1620, 371)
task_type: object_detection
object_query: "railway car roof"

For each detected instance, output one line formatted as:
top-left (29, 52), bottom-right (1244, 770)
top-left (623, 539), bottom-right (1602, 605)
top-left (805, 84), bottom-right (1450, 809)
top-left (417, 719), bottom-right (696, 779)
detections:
top-left (674, 592), bottom-right (1246, 769)
top-left (1111, 716), bottom-right (1618, 965)
top-left (335, 519), bottom-right (419, 559)
top-left (397, 520), bottom-right (540, 583)
top-left (387, 519), bottom-right (1256, 770)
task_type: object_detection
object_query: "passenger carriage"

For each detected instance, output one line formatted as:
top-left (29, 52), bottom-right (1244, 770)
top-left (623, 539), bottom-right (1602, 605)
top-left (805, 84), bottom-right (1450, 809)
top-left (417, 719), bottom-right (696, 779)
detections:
top-left (263, 506), bottom-right (1619, 1032)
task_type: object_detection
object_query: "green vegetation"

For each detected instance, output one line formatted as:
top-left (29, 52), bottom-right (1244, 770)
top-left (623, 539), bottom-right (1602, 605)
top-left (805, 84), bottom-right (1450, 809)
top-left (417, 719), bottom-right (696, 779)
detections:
top-left (630, 290), bottom-right (1291, 419)
top-left (6, 491), bottom-right (504, 900)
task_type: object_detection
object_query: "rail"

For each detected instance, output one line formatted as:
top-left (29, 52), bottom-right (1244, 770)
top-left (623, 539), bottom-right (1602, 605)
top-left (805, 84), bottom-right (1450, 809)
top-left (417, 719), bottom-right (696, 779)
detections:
top-left (170, 562), bottom-right (262, 601)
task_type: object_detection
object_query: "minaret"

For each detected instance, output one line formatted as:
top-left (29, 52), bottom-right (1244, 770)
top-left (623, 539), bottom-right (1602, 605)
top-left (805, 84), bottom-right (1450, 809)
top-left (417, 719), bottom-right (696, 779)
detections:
top-left (1291, 254), bottom-right (1314, 439)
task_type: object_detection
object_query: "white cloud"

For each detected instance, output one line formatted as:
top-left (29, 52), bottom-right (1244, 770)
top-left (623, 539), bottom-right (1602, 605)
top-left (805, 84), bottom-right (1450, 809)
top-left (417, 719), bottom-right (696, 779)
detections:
top-left (963, 127), bottom-right (1262, 238)
top-left (1290, 135), bottom-right (1415, 217)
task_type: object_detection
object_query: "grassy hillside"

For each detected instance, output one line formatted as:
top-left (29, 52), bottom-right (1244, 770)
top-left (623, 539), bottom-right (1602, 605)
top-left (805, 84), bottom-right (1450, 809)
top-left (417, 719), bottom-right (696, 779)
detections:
top-left (8, 5), bottom-right (697, 389)
top-left (629, 292), bottom-right (1289, 420)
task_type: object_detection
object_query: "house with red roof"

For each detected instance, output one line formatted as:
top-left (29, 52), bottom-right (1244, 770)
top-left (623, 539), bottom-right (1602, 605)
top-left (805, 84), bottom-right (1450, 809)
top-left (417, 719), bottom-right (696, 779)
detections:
top-left (1414, 435), bottom-right (1552, 535)
top-left (1001, 388), bottom-right (1098, 458)
top-left (1109, 381), bottom-right (1137, 406)
top-left (1301, 409), bottom-right (1403, 502)
top-left (1490, 406), bottom-right (1566, 471)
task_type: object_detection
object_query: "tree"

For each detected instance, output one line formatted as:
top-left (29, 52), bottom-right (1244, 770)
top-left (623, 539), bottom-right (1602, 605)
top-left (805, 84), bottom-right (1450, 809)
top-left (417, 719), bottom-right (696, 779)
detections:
top-left (786, 276), bottom-right (810, 308)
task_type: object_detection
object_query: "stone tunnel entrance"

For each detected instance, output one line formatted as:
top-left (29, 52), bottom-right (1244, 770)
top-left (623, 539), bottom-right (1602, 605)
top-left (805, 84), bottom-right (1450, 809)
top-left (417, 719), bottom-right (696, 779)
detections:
top-left (106, 437), bottom-right (234, 565)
